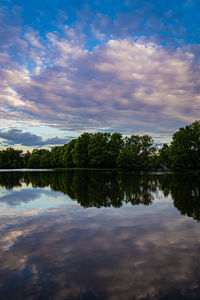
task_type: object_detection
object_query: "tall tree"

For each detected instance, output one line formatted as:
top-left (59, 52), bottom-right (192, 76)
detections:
top-left (87, 132), bottom-right (111, 167)
top-left (51, 146), bottom-right (63, 168)
top-left (72, 133), bottom-right (92, 167)
top-left (169, 121), bottom-right (200, 169)
top-left (108, 133), bottom-right (124, 167)
top-left (62, 139), bottom-right (76, 167)
top-left (0, 148), bottom-right (23, 168)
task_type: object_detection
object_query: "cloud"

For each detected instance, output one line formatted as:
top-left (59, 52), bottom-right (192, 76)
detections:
top-left (0, 203), bottom-right (200, 299)
top-left (0, 189), bottom-right (44, 206)
top-left (5, 38), bottom-right (200, 133)
top-left (0, 129), bottom-right (68, 146)
top-left (89, 0), bottom-right (200, 46)
top-left (0, 4), bottom-right (200, 142)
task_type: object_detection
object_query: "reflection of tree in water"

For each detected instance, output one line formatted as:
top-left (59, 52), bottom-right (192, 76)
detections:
top-left (0, 172), bottom-right (24, 190)
top-left (66, 171), bottom-right (124, 207)
top-left (49, 170), bottom-right (157, 208)
top-left (0, 171), bottom-right (200, 221)
top-left (119, 172), bottom-right (158, 206)
top-left (159, 172), bottom-right (200, 222)
top-left (0, 171), bottom-right (156, 207)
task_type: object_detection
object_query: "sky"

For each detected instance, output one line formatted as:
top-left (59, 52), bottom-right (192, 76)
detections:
top-left (0, 0), bottom-right (200, 150)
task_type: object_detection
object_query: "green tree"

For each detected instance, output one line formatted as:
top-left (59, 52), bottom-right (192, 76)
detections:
top-left (22, 151), bottom-right (31, 168)
top-left (117, 135), bottom-right (154, 169)
top-left (27, 149), bottom-right (50, 168)
top-left (88, 132), bottom-right (111, 167)
top-left (108, 133), bottom-right (124, 167)
top-left (62, 139), bottom-right (76, 167)
top-left (40, 150), bottom-right (52, 168)
top-left (28, 153), bottom-right (41, 168)
top-left (0, 148), bottom-right (23, 168)
top-left (169, 120), bottom-right (200, 169)
top-left (51, 146), bottom-right (63, 168)
top-left (158, 144), bottom-right (170, 168)
top-left (117, 136), bottom-right (140, 169)
top-left (72, 133), bottom-right (92, 167)
top-left (139, 135), bottom-right (155, 169)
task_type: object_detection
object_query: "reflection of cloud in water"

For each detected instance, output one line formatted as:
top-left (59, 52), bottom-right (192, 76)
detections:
top-left (0, 189), bottom-right (44, 206)
top-left (1, 204), bottom-right (200, 299)
top-left (0, 189), bottom-right (73, 214)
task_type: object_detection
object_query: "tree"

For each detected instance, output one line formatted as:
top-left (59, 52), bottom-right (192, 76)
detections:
top-left (139, 135), bottom-right (155, 169)
top-left (108, 133), bottom-right (124, 167)
top-left (62, 139), bottom-right (76, 167)
top-left (0, 148), bottom-right (23, 168)
top-left (158, 144), bottom-right (170, 168)
top-left (117, 135), bottom-right (154, 170)
top-left (169, 120), bottom-right (200, 169)
top-left (51, 146), bottom-right (63, 168)
top-left (87, 132), bottom-right (111, 167)
top-left (40, 150), bottom-right (51, 168)
top-left (27, 149), bottom-right (50, 168)
top-left (72, 133), bottom-right (92, 167)
top-left (28, 153), bottom-right (41, 168)
top-left (22, 151), bottom-right (31, 168)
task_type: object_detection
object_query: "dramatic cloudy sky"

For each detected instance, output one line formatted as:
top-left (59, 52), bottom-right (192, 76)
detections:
top-left (0, 0), bottom-right (200, 149)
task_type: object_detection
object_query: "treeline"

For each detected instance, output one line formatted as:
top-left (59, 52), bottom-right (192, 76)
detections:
top-left (0, 120), bottom-right (199, 170)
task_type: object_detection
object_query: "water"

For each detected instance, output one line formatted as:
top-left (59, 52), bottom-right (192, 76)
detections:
top-left (0, 170), bottom-right (200, 300)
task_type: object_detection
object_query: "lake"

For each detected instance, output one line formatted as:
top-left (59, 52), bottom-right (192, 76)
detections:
top-left (0, 170), bottom-right (200, 300)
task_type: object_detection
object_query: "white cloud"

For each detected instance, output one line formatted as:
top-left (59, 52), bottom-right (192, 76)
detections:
top-left (1, 22), bottom-right (200, 141)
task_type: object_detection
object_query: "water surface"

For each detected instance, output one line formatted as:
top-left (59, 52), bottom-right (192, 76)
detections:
top-left (0, 170), bottom-right (200, 300)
